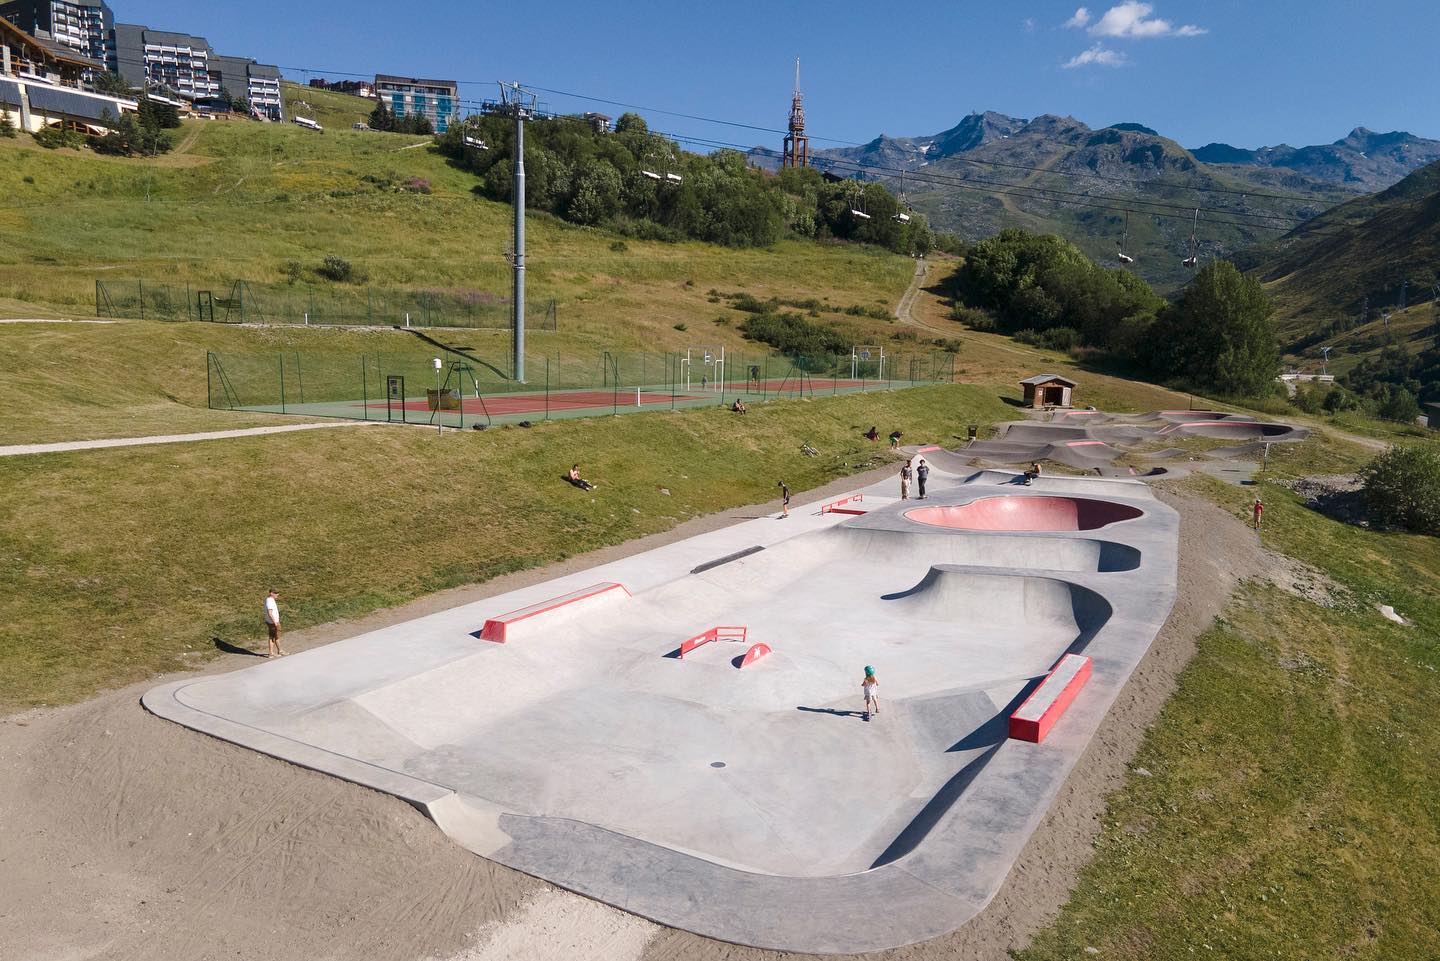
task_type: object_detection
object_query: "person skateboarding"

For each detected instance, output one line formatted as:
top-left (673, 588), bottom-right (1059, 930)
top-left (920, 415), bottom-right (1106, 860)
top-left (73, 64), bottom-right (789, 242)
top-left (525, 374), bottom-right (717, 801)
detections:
top-left (862, 665), bottom-right (880, 719)
top-left (916, 459), bottom-right (930, 499)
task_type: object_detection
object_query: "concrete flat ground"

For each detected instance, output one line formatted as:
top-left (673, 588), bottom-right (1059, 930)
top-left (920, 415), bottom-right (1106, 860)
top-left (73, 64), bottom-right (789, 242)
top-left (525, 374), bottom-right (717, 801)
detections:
top-left (145, 463), bottom-right (1179, 953)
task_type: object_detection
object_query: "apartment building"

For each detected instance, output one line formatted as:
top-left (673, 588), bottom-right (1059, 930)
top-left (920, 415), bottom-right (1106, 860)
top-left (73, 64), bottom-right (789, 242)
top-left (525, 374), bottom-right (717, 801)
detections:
top-left (374, 73), bottom-right (458, 132)
top-left (0, 0), bottom-right (111, 63)
top-left (211, 53), bottom-right (282, 119)
top-left (110, 23), bottom-right (219, 102)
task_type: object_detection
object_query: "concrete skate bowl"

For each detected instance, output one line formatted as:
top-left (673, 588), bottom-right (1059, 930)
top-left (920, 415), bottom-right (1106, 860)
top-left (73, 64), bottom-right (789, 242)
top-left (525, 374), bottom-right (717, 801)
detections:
top-left (906, 496), bottom-right (1144, 532)
top-left (883, 566), bottom-right (1112, 647)
top-left (1161, 420), bottom-right (1306, 441)
top-left (833, 525), bottom-right (1142, 573)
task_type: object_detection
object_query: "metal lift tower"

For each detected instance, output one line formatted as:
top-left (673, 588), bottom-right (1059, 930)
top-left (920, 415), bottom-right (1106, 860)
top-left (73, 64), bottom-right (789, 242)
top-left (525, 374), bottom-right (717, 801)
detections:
top-left (482, 83), bottom-right (539, 382)
top-left (782, 58), bottom-right (809, 168)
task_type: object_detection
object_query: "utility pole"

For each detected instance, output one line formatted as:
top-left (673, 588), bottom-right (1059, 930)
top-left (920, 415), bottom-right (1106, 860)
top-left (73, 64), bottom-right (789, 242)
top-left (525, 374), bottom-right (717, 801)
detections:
top-left (1399, 279), bottom-right (1408, 312)
top-left (1360, 294), bottom-right (1369, 328)
top-left (482, 82), bottom-right (538, 382)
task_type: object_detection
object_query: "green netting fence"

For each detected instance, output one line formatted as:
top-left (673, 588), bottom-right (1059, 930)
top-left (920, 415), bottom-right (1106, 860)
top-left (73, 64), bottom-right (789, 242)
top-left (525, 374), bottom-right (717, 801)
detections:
top-left (96, 278), bottom-right (557, 330)
top-left (206, 346), bottom-right (957, 428)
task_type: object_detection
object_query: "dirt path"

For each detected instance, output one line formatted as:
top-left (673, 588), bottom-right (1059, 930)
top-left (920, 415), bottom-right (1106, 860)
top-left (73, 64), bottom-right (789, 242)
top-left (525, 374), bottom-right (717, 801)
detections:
top-left (894, 258), bottom-right (927, 323)
top-left (0, 476), bottom-right (1263, 961)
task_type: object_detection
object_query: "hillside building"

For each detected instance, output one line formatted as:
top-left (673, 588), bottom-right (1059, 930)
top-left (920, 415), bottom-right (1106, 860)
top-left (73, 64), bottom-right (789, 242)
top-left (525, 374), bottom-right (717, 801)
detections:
top-left (0, 0), bottom-right (111, 63)
top-left (0, 14), bottom-right (134, 133)
top-left (374, 73), bottom-right (457, 131)
top-left (210, 53), bottom-right (282, 119)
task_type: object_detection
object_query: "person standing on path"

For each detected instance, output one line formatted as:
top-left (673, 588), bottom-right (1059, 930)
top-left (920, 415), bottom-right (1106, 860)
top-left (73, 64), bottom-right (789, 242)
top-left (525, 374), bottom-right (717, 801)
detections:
top-left (1252, 496), bottom-right (1263, 530)
top-left (778, 480), bottom-right (790, 518)
top-left (916, 459), bottom-right (930, 500)
top-left (899, 461), bottom-right (912, 500)
top-left (264, 589), bottom-right (284, 658)
top-left (862, 665), bottom-right (880, 719)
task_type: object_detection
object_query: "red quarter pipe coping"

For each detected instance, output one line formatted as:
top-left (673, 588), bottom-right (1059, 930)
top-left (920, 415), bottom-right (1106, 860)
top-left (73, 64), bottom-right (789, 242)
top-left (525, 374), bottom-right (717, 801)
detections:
top-left (479, 582), bottom-right (630, 643)
top-left (905, 496), bottom-right (1142, 532)
top-left (1009, 653), bottom-right (1092, 743)
top-left (678, 625), bottom-right (748, 659)
top-left (738, 642), bottom-right (772, 668)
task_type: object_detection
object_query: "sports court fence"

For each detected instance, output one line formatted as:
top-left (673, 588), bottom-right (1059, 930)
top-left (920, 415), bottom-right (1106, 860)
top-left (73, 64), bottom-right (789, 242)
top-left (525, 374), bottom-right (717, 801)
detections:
top-left (206, 346), bottom-right (957, 428)
top-left (96, 278), bottom-right (558, 331)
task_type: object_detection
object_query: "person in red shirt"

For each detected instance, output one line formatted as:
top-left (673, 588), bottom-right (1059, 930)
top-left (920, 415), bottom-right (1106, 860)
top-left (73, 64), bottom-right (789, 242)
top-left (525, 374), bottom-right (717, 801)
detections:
top-left (1252, 496), bottom-right (1264, 530)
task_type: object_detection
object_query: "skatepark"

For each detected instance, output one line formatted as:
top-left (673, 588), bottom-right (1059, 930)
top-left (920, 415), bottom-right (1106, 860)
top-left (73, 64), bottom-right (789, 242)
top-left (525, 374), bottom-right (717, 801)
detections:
top-left (145, 454), bottom-right (1180, 953)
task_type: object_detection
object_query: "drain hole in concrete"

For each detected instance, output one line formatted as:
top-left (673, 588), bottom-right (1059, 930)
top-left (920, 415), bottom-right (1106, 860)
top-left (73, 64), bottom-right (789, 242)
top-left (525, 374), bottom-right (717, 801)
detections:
top-left (710, 761), bottom-right (726, 768)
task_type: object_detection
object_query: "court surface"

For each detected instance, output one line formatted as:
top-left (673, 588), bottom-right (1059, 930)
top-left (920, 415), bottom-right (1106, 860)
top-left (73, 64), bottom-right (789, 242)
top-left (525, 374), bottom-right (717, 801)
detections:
top-left (146, 461), bottom-right (1179, 953)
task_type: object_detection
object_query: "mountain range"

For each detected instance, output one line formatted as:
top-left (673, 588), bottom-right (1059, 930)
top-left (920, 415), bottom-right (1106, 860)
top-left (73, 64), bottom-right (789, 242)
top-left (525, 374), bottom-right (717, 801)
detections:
top-left (750, 114), bottom-right (1440, 291)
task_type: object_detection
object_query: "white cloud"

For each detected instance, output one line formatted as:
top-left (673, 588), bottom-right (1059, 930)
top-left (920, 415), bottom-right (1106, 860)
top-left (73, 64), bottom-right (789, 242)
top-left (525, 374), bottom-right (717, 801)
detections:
top-left (1063, 43), bottom-right (1129, 68)
top-left (1064, 7), bottom-right (1092, 29)
top-left (1022, 16), bottom-right (1037, 31)
top-left (1088, 2), bottom-right (1205, 38)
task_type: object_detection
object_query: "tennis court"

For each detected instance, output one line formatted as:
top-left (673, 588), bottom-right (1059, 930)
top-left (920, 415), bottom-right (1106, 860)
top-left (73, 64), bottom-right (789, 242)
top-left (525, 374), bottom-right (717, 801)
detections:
top-left (206, 347), bottom-right (955, 428)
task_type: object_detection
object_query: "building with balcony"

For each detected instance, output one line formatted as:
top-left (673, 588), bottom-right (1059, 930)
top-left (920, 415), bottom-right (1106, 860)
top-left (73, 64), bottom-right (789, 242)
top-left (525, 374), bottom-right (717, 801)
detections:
top-left (110, 23), bottom-right (220, 102)
top-left (374, 73), bottom-right (457, 132)
top-left (0, 0), bottom-right (111, 63)
top-left (1, 14), bottom-right (134, 132)
top-left (211, 53), bottom-right (282, 119)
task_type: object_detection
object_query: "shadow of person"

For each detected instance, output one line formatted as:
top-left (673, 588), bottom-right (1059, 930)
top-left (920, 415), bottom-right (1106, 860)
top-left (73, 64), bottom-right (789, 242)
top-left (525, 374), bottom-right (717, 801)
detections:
top-left (796, 705), bottom-right (868, 720)
top-left (212, 636), bottom-right (264, 657)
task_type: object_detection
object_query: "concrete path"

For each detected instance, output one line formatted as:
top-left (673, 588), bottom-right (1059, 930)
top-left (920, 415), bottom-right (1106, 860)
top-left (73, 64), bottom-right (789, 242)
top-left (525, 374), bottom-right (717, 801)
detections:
top-left (0, 318), bottom-right (118, 325)
top-left (0, 421), bottom-right (374, 457)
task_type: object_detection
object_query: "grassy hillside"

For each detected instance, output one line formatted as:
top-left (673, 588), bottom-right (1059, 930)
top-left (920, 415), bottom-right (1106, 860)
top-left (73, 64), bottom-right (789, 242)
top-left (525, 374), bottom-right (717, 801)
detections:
top-left (1238, 159), bottom-right (1440, 349)
top-left (0, 119), bottom-right (913, 338)
top-left (281, 80), bottom-right (374, 130)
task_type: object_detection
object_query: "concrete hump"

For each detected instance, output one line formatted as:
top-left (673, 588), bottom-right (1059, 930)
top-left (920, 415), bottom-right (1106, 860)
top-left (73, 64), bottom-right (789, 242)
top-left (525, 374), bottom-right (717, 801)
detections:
top-left (882, 567), bottom-right (1111, 637)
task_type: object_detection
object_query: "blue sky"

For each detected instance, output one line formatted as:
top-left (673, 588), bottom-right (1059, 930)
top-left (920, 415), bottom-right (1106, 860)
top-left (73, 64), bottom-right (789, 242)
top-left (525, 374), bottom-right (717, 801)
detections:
top-left (121, 0), bottom-right (1439, 151)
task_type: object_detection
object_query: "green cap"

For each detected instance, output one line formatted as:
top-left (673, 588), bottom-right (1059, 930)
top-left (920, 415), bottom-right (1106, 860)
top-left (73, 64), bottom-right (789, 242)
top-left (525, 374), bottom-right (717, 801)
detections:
top-left (864, 665), bottom-right (874, 676)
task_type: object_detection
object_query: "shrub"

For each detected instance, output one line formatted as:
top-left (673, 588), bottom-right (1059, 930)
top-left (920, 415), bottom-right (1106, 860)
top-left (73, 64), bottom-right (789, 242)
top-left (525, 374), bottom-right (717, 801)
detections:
top-left (891, 330), bottom-right (919, 343)
top-left (609, 240), bottom-right (628, 252)
top-left (1322, 386), bottom-right (1361, 413)
top-left (316, 255), bottom-right (356, 282)
top-left (402, 177), bottom-right (431, 194)
top-left (951, 305), bottom-right (995, 331)
top-left (281, 260), bottom-right (303, 284)
top-left (33, 124), bottom-right (83, 149)
top-left (1361, 445), bottom-right (1440, 534)
top-left (1377, 386), bottom-right (1421, 424)
top-left (673, 322), bottom-right (687, 332)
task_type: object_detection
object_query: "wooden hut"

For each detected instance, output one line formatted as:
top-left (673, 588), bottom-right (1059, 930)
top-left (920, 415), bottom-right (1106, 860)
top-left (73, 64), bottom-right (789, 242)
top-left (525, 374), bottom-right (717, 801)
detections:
top-left (1020, 373), bottom-right (1076, 409)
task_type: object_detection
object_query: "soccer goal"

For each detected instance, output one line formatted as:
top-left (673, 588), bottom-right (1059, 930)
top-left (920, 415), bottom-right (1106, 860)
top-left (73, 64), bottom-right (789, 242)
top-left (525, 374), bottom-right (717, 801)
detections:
top-left (680, 346), bottom-right (725, 392)
top-left (852, 345), bottom-right (885, 381)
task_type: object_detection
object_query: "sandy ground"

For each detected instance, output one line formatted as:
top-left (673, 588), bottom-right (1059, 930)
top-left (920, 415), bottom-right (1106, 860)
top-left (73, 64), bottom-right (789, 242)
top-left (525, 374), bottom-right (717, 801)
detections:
top-left (0, 472), bottom-right (1283, 961)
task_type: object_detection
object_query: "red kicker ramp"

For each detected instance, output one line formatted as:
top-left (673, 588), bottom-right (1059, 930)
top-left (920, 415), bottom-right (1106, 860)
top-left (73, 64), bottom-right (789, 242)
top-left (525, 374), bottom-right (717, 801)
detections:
top-left (1009, 653), bottom-right (1092, 743)
top-left (479, 582), bottom-right (630, 643)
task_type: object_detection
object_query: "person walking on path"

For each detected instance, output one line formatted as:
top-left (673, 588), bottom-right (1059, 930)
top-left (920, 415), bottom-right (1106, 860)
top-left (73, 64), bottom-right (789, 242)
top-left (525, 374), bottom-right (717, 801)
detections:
top-left (1252, 496), bottom-right (1263, 530)
top-left (889, 429), bottom-right (902, 449)
top-left (862, 665), bottom-right (880, 719)
top-left (264, 589), bottom-right (284, 658)
top-left (899, 461), bottom-right (912, 500)
top-left (778, 480), bottom-right (790, 518)
top-left (916, 459), bottom-right (930, 499)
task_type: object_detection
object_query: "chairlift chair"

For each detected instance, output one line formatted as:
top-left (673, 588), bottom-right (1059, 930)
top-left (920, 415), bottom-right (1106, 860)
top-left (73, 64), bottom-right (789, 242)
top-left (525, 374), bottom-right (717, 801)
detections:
top-left (850, 185), bottom-right (871, 220)
top-left (641, 169), bottom-right (662, 181)
top-left (463, 135), bottom-right (487, 150)
top-left (1182, 208), bottom-right (1199, 268)
top-left (1116, 211), bottom-right (1135, 264)
top-left (893, 171), bottom-right (912, 222)
top-left (665, 172), bottom-right (683, 183)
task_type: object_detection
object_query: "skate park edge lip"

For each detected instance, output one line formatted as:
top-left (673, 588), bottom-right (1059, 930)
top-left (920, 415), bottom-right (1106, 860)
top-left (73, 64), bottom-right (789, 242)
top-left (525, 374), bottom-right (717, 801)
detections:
top-left (141, 468), bottom-right (1180, 955)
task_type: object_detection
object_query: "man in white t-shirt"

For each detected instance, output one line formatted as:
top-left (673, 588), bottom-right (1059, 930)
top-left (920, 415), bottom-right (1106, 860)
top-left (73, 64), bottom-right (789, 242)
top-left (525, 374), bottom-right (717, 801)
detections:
top-left (264, 589), bottom-right (284, 657)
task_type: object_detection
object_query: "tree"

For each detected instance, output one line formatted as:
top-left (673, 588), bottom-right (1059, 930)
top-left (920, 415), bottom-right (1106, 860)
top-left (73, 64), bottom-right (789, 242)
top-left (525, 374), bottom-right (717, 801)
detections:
top-left (93, 71), bottom-right (131, 96)
top-left (614, 112), bottom-right (647, 135)
top-left (1376, 385), bottom-right (1421, 423)
top-left (137, 96), bottom-right (182, 129)
top-left (1361, 445), bottom-right (1440, 534)
top-left (0, 110), bottom-right (16, 139)
top-left (1157, 260), bottom-right (1279, 395)
top-left (368, 101), bottom-right (396, 132)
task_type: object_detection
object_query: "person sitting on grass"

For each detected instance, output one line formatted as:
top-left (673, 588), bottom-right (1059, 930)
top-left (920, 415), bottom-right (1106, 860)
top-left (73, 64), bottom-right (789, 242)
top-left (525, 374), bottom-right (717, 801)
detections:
top-left (865, 426), bottom-right (880, 442)
top-left (567, 464), bottom-right (597, 491)
top-left (732, 398), bottom-right (748, 414)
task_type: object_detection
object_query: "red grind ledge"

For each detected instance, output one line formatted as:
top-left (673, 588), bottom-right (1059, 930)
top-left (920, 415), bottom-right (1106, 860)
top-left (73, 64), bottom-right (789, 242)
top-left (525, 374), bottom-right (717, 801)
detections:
top-left (1009, 653), bottom-right (1092, 743)
top-left (480, 582), bottom-right (630, 643)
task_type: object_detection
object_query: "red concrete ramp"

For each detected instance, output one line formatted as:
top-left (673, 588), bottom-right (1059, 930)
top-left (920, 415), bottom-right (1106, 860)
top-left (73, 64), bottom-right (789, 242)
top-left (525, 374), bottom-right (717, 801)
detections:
top-left (906, 496), bottom-right (1142, 532)
top-left (480, 582), bottom-right (630, 643)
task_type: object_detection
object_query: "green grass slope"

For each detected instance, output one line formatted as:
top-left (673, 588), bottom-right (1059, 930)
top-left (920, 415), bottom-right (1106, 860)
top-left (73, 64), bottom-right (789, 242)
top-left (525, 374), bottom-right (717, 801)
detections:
top-left (0, 119), bottom-right (913, 336)
top-left (1238, 160), bottom-right (1440, 346)
top-left (281, 80), bottom-right (374, 130)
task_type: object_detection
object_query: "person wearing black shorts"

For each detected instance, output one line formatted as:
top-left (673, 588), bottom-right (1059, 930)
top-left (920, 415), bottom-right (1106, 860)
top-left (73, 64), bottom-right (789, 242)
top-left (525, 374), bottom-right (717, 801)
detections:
top-left (778, 480), bottom-right (790, 518)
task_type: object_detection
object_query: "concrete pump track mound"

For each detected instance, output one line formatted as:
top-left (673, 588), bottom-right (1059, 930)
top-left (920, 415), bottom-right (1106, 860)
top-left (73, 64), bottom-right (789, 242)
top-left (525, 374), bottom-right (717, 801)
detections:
top-left (956, 409), bottom-right (1307, 476)
top-left (145, 466), bottom-right (1179, 954)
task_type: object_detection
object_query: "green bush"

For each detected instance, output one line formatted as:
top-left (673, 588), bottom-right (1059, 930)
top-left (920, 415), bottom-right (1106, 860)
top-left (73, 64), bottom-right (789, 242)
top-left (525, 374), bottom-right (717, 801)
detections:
top-left (0, 111), bottom-right (16, 139)
top-left (1361, 445), bottom-right (1440, 534)
top-left (316, 255), bottom-right (356, 283)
